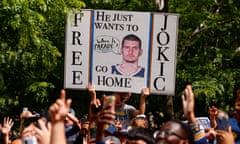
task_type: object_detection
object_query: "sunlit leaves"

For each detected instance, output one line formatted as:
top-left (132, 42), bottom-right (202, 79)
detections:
top-left (0, 0), bottom-right (85, 115)
top-left (25, 81), bottom-right (55, 103)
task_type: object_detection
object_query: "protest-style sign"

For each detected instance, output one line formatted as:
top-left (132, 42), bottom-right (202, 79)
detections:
top-left (149, 13), bottom-right (179, 95)
top-left (64, 9), bottom-right (179, 95)
top-left (91, 10), bottom-right (151, 93)
top-left (64, 10), bottom-right (92, 89)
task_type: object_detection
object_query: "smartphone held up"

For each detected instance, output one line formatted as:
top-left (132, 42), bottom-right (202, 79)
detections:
top-left (103, 95), bottom-right (116, 113)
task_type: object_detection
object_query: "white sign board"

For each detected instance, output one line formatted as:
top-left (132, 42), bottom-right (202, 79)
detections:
top-left (150, 13), bottom-right (178, 95)
top-left (91, 10), bottom-right (151, 93)
top-left (64, 9), bottom-right (179, 95)
top-left (64, 10), bottom-right (92, 89)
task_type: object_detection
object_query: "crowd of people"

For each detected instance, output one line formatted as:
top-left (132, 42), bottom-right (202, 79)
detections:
top-left (1, 84), bottom-right (240, 144)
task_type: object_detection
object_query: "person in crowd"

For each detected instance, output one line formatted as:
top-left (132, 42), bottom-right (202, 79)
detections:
top-left (181, 85), bottom-right (209, 144)
top-left (154, 119), bottom-right (194, 144)
top-left (228, 83), bottom-right (240, 144)
top-left (115, 114), bottom-right (150, 144)
top-left (103, 135), bottom-right (121, 144)
top-left (21, 124), bottom-right (37, 144)
top-left (130, 114), bottom-right (149, 129)
top-left (88, 84), bottom-right (149, 131)
top-left (113, 121), bottom-right (128, 144)
top-left (19, 107), bottom-right (40, 138)
top-left (34, 118), bottom-right (51, 144)
top-left (11, 138), bottom-right (22, 144)
top-left (80, 114), bottom-right (90, 135)
top-left (207, 105), bottom-right (230, 143)
top-left (126, 127), bottom-right (155, 144)
top-left (49, 89), bottom-right (72, 144)
top-left (155, 85), bottom-right (215, 144)
top-left (64, 108), bottom-right (81, 144)
top-left (73, 114), bottom-right (90, 144)
top-left (215, 127), bottom-right (235, 144)
top-left (209, 106), bottom-right (219, 129)
top-left (0, 117), bottom-right (14, 144)
top-left (111, 34), bottom-right (145, 77)
top-left (104, 136), bottom-right (122, 144)
top-left (209, 106), bottom-right (229, 130)
top-left (21, 117), bottom-right (51, 144)
top-left (48, 89), bottom-right (104, 144)
top-left (5, 84), bottom-right (238, 144)
top-left (93, 95), bottom-right (116, 144)
top-left (182, 85), bottom-right (235, 144)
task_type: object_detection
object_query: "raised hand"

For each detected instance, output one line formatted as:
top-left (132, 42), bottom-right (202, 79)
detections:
top-left (141, 88), bottom-right (150, 97)
top-left (88, 84), bottom-right (101, 108)
top-left (95, 99), bottom-right (116, 142)
top-left (209, 106), bottom-right (218, 117)
top-left (49, 89), bottom-right (72, 144)
top-left (209, 106), bottom-right (219, 128)
top-left (96, 96), bottom-right (116, 126)
top-left (0, 117), bottom-right (14, 135)
top-left (33, 118), bottom-right (51, 144)
top-left (49, 89), bottom-right (72, 123)
top-left (137, 87), bottom-right (150, 115)
top-left (181, 85), bottom-right (195, 122)
top-left (216, 127), bottom-right (234, 144)
top-left (88, 84), bottom-right (101, 120)
top-left (88, 84), bottom-right (96, 100)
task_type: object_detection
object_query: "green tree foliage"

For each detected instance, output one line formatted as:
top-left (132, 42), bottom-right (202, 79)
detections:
top-left (0, 0), bottom-right (85, 115)
top-left (173, 0), bottom-right (240, 115)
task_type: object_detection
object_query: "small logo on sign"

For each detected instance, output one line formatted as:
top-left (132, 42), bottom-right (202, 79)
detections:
top-left (94, 35), bottom-right (120, 54)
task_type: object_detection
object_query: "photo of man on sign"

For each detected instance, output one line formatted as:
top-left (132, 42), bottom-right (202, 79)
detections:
top-left (111, 34), bottom-right (145, 77)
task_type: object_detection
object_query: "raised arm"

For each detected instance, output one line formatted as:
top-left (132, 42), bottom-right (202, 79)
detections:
top-left (138, 88), bottom-right (150, 115)
top-left (181, 85), bottom-right (195, 122)
top-left (19, 108), bottom-right (37, 136)
top-left (182, 85), bottom-right (208, 144)
top-left (49, 89), bottom-right (72, 144)
top-left (216, 127), bottom-right (234, 144)
top-left (95, 95), bottom-right (116, 144)
top-left (33, 118), bottom-right (51, 144)
top-left (0, 117), bottom-right (14, 144)
top-left (88, 84), bottom-right (101, 120)
top-left (209, 106), bottom-right (218, 128)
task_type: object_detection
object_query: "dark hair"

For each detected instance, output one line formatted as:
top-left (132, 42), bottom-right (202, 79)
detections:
top-left (130, 115), bottom-right (149, 128)
top-left (122, 34), bottom-right (142, 49)
top-left (81, 114), bottom-right (89, 124)
top-left (127, 127), bottom-right (155, 144)
top-left (170, 119), bottom-right (194, 144)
